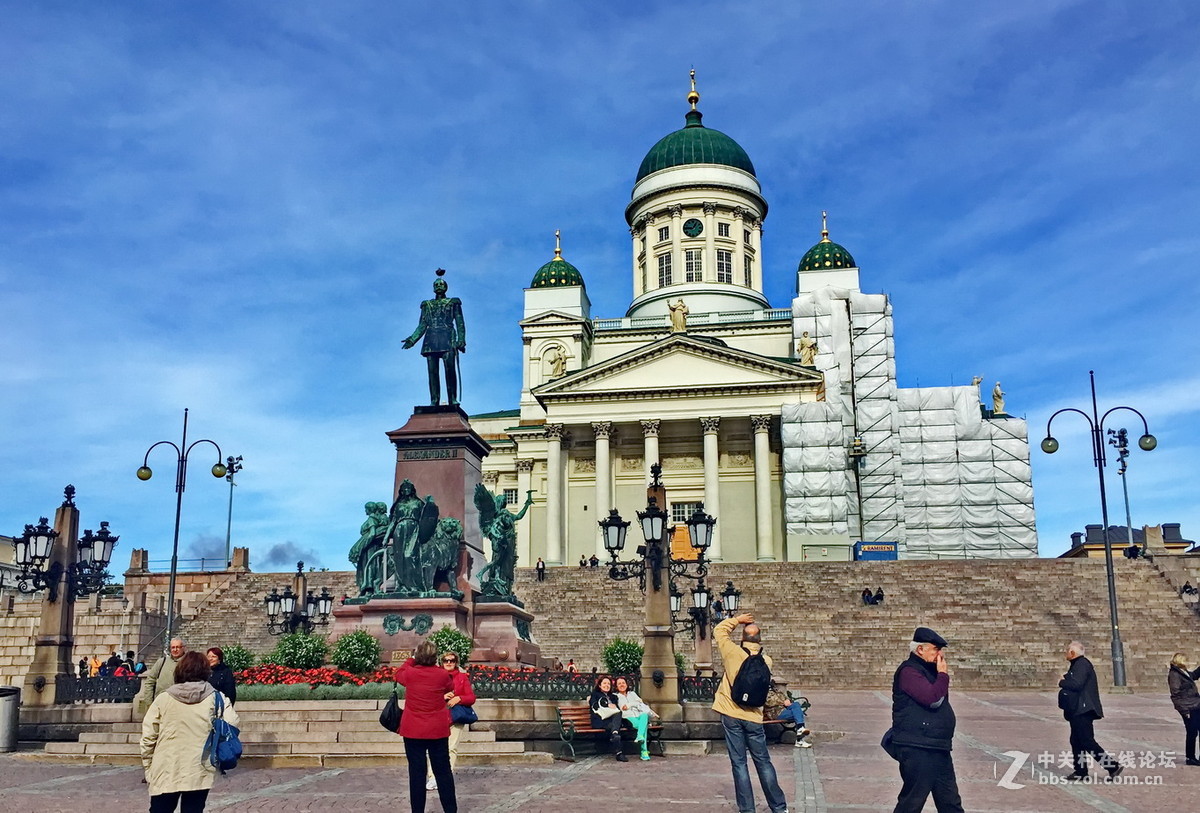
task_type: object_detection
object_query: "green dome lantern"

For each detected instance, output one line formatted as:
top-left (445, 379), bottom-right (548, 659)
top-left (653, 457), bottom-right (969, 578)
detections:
top-left (635, 71), bottom-right (756, 183)
top-left (530, 230), bottom-right (585, 288)
top-left (798, 211), bottom-right (856, 272)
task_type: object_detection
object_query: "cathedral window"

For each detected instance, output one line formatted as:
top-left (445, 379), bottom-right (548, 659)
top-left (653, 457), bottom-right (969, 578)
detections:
top-left (743, 254), bottom-right (753, 286)
top-left (717, 249), bottom-right (732, 283)
top-left (657, 253), bottom-right (673, 286)
top-left (718, 222), bottom-right (730, 238)
top-left (658, 226), bottom-right (670, 243)
top-left (743, 229), bottom-right (752, 244)
top-left (503, 488), bottom-right (519, 506)
top-left (671, 501), bottom-right (702, 523)
top-left (639, 260), bottom-right (647, 290)
top-left (685, 249), bottom-right (702, 282)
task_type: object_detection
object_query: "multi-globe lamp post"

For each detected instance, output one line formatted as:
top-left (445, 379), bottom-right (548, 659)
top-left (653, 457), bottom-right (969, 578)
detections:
top-left (1040, 371), bottom-right (1156, 687)
top-left (137, 409), bottom-right (229, 641)
top-left (598, 464), bottom-right (716, 708)
top-left (263, 562), bottom-right (334, 635)
top-left (10, 493), bottom-right (118, 602)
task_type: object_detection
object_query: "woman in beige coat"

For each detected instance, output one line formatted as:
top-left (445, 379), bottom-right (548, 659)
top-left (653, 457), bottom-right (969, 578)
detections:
top-left (141, 651), bottom-right (239, 812)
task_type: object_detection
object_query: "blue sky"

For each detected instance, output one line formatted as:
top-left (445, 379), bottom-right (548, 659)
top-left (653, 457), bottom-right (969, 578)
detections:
top-left (2, 1), bottom-right (1197, 572)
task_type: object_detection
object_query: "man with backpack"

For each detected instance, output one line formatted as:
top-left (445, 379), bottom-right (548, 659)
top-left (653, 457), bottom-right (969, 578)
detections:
top-left (713, 613), bottom-right (789, 813)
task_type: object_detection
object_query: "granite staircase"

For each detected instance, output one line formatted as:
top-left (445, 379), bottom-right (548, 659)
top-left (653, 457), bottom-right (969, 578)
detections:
top-left (39, 700), bottom-right (551, 767)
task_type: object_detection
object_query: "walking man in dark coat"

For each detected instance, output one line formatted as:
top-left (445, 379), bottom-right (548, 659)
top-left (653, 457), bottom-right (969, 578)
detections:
top-left (884, 626), bottom-right (963, 812)
top-left (1059, 641), bottom-right (1122, 780)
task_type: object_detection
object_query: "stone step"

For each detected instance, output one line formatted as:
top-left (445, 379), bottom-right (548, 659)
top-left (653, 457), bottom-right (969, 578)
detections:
top-left (49, 736), bottom-right (522, 757)
top-left (26, 750), bottom-right (553, 768)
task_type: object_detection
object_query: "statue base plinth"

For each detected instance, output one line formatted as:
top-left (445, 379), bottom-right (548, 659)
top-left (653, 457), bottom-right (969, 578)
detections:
top-left (331, 597), bottom-right (469, 662)
top-left (471, 601), bottom-right (540, 668)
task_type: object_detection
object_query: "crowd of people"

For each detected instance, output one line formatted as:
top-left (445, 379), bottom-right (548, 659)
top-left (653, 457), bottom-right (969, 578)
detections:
top-left (79, 650), bottom-right (145, 678)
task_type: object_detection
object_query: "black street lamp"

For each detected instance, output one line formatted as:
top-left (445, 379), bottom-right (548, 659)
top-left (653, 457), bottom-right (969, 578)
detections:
top-left (223, 455), bottom-right (244, 568)
top-left (720, 580), bottom-right (742, 616)
top-left (137, 409), bottom-right (228, 639)
top-left (10, 491), bottom-right (117, 602)
top-left (1108, 429), bottom-right (1142, 558)
top-left (1041, 370), bottom-right (1157, 687)
top-left (264, 562), bottom-right (334, 635)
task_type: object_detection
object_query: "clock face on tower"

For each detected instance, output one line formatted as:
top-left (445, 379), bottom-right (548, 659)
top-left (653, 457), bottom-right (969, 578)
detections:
top-left (683, 218), bottom-right (704, 238)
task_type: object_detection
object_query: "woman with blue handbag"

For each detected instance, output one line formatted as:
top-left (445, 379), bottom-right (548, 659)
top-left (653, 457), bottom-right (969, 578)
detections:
top-left (427, 651), bottom-right (477, 791)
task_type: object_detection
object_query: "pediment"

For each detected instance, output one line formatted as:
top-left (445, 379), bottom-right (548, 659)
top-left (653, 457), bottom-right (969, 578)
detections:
top-left (534, 334), bottom-right (820, 404)
top-left (518, 310), bottom-right (589, 328)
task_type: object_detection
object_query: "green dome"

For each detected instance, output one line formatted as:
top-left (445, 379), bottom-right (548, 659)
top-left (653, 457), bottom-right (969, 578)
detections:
top-left (635, 110), bottom-right (756, 183)
top-left (531, 256), bottom-right (584, 288)
top-left (798, 236), bottom-right (856, 272)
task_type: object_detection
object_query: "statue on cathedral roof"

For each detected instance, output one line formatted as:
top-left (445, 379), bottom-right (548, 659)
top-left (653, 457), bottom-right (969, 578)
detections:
top-left (669, 299), bottom-right (689, 333)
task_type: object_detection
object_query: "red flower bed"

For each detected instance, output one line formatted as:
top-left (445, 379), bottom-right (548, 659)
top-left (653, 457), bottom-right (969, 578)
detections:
top-left (235, 664), bottom-right (399, 687)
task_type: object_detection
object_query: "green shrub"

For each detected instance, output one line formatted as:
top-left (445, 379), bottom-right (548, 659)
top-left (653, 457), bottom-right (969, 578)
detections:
top-left (222, 644), bottom-right (255, 672)
top-left (428, 625), bottom-right (473, 664)
top-left (330, 630), bottom-right (382, 674)
top-left (675, 650), bottom-right (687, 673)
top-left (264, 632), bottom-right (329, 669)
top-left (601, 637), bottom-right (643, 674)
top-left (238, 682), bottom-right (402, 702)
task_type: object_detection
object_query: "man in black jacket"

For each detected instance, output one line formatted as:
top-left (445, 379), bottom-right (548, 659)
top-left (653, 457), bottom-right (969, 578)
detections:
top-left (1059, 641), bottom-right (1122, 780)
top-left (885, 626), bottom-right (963, 813)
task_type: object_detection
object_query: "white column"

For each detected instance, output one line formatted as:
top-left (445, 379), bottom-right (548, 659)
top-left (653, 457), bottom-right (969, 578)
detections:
top-left (751, 217), bottom-right (764, 291)
top-left (703, 202), bottom-right (717, 283)
top-left (701, 416), bottom-right (722, 559)
top-left (545, 424), bottom-right (565, 564)
top-left (593, 421), bottom-right (613, 559)
top-left (516, 459), bottom-right (534, 566)
top-left (751, 415), bottom-right (774, 561)
top-left (733, 208), bottom-right (747, 289)
top-left (640, 419), bottom-right (660, 483)
top-left (669, 204), bottom-right (683, 284)
top-left (631, 223), bottom-right (643, 297)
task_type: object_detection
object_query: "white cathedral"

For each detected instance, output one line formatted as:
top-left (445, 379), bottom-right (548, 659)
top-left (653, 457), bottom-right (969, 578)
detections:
top-left (471, 78), bottom-right (1037, 566)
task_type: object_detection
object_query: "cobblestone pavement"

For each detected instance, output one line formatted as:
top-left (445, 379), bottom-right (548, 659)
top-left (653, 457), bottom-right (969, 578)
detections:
top-left (7, 691), bottom-right (1200, 812)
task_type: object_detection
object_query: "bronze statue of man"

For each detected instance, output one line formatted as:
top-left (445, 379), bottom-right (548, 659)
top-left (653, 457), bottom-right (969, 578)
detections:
top-left (403, 273), bottom-right (466, 406)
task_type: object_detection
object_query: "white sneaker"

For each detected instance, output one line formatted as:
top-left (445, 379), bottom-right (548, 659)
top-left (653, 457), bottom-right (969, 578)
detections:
top-left (795, 739), bottom-right (813, 748)
top-left (796, 727), bottom-right (811, 740)
top-left (426, 777), bottom-right (438, 790)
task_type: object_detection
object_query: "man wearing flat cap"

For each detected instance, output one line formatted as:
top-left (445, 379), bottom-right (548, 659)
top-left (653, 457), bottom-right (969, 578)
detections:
top-left (882, 627), bottom-right (964, 812)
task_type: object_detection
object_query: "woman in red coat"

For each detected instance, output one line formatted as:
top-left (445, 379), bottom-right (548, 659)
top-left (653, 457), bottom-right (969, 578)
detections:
top-left (396, 641), bottom-right (457, 813)
top-left (427, 650), bottom-right (477, 790)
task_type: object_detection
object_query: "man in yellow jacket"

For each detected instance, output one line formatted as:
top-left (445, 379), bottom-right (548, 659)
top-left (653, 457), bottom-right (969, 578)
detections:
top-left (713, 613), bottom-right (789, 813)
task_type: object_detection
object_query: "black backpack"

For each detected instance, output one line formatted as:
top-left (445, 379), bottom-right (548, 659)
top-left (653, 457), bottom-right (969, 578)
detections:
top-left (729, 646), bottom-right (771, 708)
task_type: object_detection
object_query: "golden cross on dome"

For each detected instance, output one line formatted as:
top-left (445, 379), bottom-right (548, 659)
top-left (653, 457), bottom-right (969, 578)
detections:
top-left (554, 229), bottom-right (562, 259)
top-left (688, 69), bottom-right (700, 110)
top-left (820, 210), bottom-right (831, 242)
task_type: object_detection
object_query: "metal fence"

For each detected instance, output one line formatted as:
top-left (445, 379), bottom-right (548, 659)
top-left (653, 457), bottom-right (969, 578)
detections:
top-left (54, 674), bottom-right (140, 704)
top-left (466, 667), bottom-right (718, 702)
top-left (680, 674), bottom-right (721, 702)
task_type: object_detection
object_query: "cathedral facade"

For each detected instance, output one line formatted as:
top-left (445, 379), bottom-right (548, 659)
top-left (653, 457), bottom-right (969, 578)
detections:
top-left (470, 80), bottom-right (1037, 565)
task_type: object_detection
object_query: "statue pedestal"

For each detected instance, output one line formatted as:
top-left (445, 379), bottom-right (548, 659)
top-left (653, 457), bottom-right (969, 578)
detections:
top-left (387, 406), bottom-right (491, 597)
top-left (471, 600), bottom-right (541, 668)
top-left (331, 597), bottom-right (469, 662)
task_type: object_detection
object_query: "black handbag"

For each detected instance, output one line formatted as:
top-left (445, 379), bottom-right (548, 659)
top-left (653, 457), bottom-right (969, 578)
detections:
top-left (379, 684), bottom-right (402, 732)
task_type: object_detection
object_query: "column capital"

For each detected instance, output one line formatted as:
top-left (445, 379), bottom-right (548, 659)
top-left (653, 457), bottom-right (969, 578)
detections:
top-left (669, 204), bottom-right (683, 218)
top-left (481, 470), bottom-right (500, 485)
top-left (640, 419), bottom-right (661, 437)
top-left (700, 416), bottom-right (721, 434)
top-left (545, 424), bottom-right (566, 440)
top-left (750, 415), bottom-right (773, 433)
top-left (732, 206), bottom-right (747, 221)
top-left (702, 201), bottom-right (718, 215)
top-left (591, 421), bottom-right (614, 439)
top-left (515, 458), bottom-right (535, 472)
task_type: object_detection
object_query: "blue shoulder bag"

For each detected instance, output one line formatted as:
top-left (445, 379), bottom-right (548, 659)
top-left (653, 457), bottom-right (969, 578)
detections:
top-left (204, 691), bottom-right (243, 773)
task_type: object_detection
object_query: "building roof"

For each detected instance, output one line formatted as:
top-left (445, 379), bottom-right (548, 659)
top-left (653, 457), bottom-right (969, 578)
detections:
top-left (530, 230), bottom-right (585, 289)
top-left (635, 75), bottom-right (754, 183)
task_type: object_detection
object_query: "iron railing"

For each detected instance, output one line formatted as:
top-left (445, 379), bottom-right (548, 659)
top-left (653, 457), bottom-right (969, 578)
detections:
top-left (465, 668), bottom-right (718, 703)
top-left (680, 674), bottom-right (721, 702)
top-left (54, 674), bottom-right (140, 704)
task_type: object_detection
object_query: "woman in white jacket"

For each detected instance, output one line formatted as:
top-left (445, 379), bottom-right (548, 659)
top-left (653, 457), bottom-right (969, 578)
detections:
top-left (614, 676), bottom-right (657, 761)
top-left (141, 650), bottom-right (239, 812)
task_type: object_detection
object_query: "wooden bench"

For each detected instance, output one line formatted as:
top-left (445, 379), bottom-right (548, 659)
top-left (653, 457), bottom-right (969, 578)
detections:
top-left (763, 695), bottom-right (809, 743)
top-left (555, 705), bottom-right (665, 761)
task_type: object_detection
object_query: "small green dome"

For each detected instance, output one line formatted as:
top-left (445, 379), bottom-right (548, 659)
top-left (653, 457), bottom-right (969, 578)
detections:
top-left (798, 238), bottom-right (856, 272)
top-left (636, 109), bottom-right (756, 183)
top-left (531, 256), bottom-right (584, 288)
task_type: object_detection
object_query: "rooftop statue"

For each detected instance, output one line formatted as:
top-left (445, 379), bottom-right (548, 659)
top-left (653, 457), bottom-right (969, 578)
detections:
top-left (403, 270), bottom-right (466, 406)
top-left (474, 483), bottom-right (533, 599)
top-left (993, 381), bottom-right (1006, 415)
top-left (668, 298), bottom-right (689, 333)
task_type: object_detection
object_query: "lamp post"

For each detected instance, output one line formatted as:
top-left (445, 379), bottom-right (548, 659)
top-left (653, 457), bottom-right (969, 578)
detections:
top-left (1108, 429), bottom-right (1140, 557)
top-left (264, 562), bottom-right (334, 635)
top-left (598, 464), bottom-right (714, 716)
top-left (1041, 371), bottom-right (1157, 687)
top-left (223, 455), bottom-right (243, 568)
top-left (137, 409), bottom-right (228, 641)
